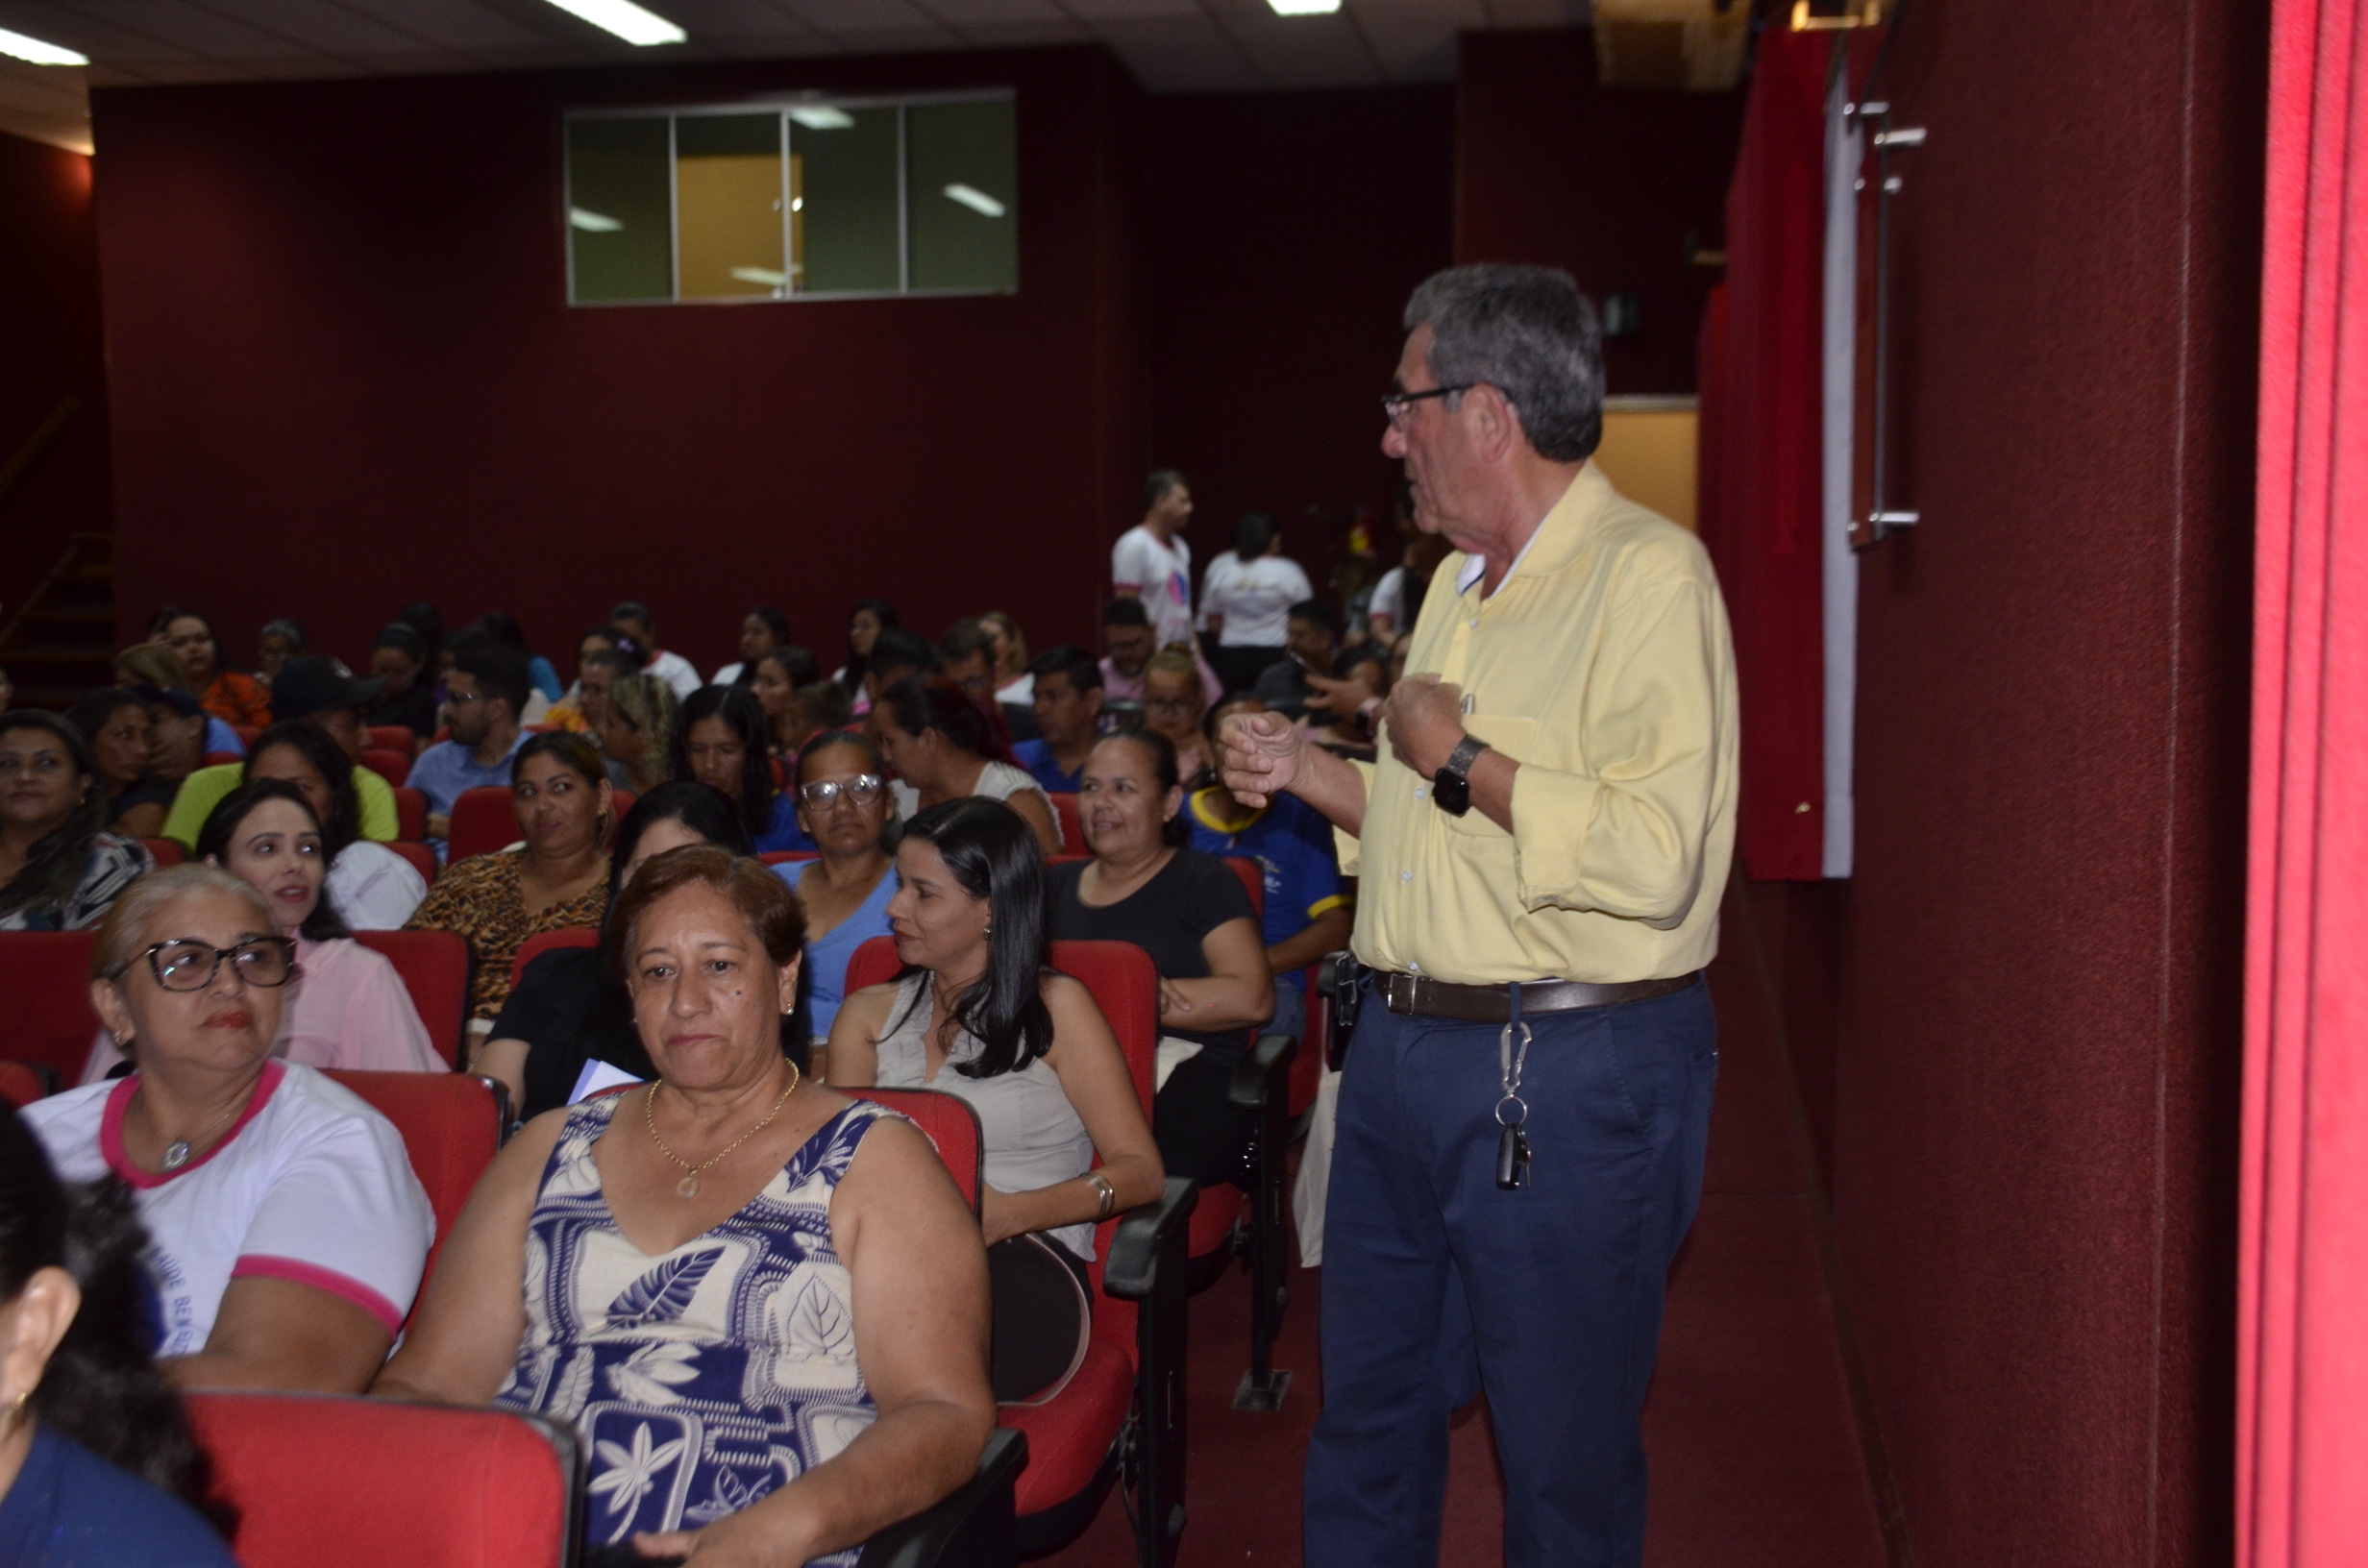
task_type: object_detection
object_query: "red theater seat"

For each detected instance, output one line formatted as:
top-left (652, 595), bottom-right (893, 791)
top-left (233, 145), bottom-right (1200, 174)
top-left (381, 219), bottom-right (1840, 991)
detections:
top-left (322, 1069), bottom-right (502, 1307)
top-left (0, 1061), bottom-right (53, 1109)
top-left (232, 725), bottom-right (261, 749)
top-left (139, 838), bottom-right (185, 867)
top-left (761, 849), bottom-right (818, 866)
top-left (0, 930), bottom-right (101, 1083)
top-left (843, 1087), bottom-right (984, 1211)
top-left (1048, 792), bottom-right (1084, 854)
top-left (509, 926), bottom-right (599, 989)
top-left (386, 842), bottom-right (438, 886)
top-left (202, 749), bottom-right (241, 769)
top-left (367, 726), bottom-right (415, 755)
top-left (393, 787), bottom-right (426, 842)
top-left (447, 786), bottom-right (519, 864)
top-left (354, 930), bottom-right (470, 1067)
top-left (360, 747), bottom-right (410, 788)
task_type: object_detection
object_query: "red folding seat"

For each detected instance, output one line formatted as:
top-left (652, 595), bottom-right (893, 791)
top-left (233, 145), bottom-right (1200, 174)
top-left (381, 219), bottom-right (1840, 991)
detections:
top-left (322, 1069), bottom-right (503, 1307)
top-left (139, 838), bottom-right (185, 867)
top-left (0, 930), bottom-right (101, 1083)
top-left (847, 936), bottom-right (1196, 1564)
top-left (201, 750), bottom-right (242, 768)
top-left (367, 725), bottom-right (415, 755)
top-left (509, 926), bottom-right (600, 989)
top-left (0, 1061), bottom-right (53, 1109)
top-left (446, 785), bottom-right (520, 864)
top-left (393, 787), bottom-right (427, 841)
top-left (1048, 792), bottom-right (1084, 854)
top-left (385, 842), bottom-right (438, 886)
top-left (360, 747), bottom-right (410, 788)
top-left (232, 725), bottom-right (261, 748)
top-left (353, 930), bottom-right (470, 1067)
top-left (761, 848), bottom-right (819, 867)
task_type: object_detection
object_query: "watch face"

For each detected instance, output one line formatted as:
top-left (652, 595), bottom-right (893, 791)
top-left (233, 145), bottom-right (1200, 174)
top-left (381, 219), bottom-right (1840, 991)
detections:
top-left (1434, 769), bottom-right (1471, 816)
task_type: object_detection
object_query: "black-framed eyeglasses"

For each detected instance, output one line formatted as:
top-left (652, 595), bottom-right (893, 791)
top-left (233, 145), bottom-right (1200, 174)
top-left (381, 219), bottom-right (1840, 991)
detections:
top-left (800, 774), bottom-right (885, 809)
top-left (1381, 383), bottom-right (1476, 429)
top-left (117, 937), bottom-right (298, 992)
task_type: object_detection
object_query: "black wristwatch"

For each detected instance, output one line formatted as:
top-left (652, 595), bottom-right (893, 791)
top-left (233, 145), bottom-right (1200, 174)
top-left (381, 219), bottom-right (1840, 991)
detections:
top-left (1432, 735), bottom-right (1490, 817)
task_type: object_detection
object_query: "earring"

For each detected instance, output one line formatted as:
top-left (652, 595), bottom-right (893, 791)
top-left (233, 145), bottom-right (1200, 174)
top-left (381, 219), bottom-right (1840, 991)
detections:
top-left (6, 1389), bottom-right (28, 1429)
top-left (982, 921), bottom-right (993, 941)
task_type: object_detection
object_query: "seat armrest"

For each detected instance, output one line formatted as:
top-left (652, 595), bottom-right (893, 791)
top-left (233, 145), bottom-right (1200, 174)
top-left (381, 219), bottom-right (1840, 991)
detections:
top-left (855, 1427), bottom-right (1027, 1568)
top-left (1103, 1177), bottom-right (1199, 1300)
top-left (1227, 1032), bottom-right (1296, 1111)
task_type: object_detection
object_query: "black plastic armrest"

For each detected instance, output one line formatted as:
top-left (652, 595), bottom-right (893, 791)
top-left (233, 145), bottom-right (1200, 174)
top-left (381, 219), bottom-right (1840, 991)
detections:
top-left (1102, 1177), bottom-right (1200, 1300)
top-left (1226, 1033), bottom-right (1296, 1112)
top-left (854, 1427), bottom-right (1028, 1568)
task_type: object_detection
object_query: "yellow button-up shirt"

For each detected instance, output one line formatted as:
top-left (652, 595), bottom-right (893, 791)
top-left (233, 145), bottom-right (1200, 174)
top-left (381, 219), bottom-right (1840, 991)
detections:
top-left (1342, 463), bottom-right (1739, 985)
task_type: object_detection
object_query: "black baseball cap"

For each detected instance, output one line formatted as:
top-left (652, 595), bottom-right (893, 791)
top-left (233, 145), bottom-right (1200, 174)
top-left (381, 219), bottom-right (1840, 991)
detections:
top-left (271, 655), bottom-right (385, 721)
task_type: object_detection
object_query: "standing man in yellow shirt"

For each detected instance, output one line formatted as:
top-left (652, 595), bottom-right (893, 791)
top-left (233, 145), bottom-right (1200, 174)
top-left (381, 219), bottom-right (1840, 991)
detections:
top-left (1221, 264), bottom-right (1739, 1568)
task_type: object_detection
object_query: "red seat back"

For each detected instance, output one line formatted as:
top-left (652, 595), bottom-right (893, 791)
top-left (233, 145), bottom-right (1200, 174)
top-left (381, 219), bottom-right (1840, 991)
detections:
top-left (1048, 792), bottom-right (1083, 854)
top-left (232, 725), bottom-right (261, 748)
top-left (760, 849), bottom-right (818, 866)
top-left (510, 926), bottom-right (600, 989)
top-left (385, 842), bottom-right (438, 886)
top-left (321, 1069), bottom-right (501, 1297)
top-left (0, 931), bottom-right (101, 1081)
top-left (1226, 854), bottom-right (1264, 915)
top-left (0, 1061), bottom-right (50, 1109)
top-left (186, 1392), bottom-right (577, 1568)
top-left (393, 787), bottom-right (426, 841)
top-left (842, 1087), bottom-right (984, 1213)
top-left (360, 747), bottom-right (410, 788)
top-left (139, 838), bottom-right (185, 867)
top-left (202, 750), bottom-right (242, 768)
top-left (352, 930), bottom-right (470, 1066)
top-left (447, 786), bottom-right (519, 863)
top-left (368, 726), bottom-right (415, 755)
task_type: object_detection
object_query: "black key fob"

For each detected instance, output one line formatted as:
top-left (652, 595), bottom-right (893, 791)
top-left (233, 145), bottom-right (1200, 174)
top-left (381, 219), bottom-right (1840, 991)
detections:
top-left (1495, 1123), bottom-right (1531, 1190)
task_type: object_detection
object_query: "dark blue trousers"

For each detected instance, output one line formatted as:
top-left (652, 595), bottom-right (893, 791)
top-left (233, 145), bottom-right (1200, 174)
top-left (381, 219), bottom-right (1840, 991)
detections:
top-left (1303, 977), bottom-right (1717, 1568)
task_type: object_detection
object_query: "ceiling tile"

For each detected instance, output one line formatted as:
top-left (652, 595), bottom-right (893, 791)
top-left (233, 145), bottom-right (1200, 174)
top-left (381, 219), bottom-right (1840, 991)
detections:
top-left (0, 2), bottom-right (204, 63)
top-left (913, 0), bottom-right (1067, 22)
top-left (187, 0), bottom-right (432, 54)
top-left (769, 0), bottom-right (937, 32)
top-left (1207, 3), bottom-right (1382, 87)
top-left (1088, 12), bottom-right (1252, 89)
top-left (327, 0), bottom-right (551, 51)
top-left (1058, 0), bottom-right (1200, 17)
top-left (1483, 0), bottom-right (1585, 23)
top-left (56, 0), bottom-right (318, 60)
top-left (0, 58), bottom-right (86, 110)
top-left (1351, 0), bottom-right (1470, 78)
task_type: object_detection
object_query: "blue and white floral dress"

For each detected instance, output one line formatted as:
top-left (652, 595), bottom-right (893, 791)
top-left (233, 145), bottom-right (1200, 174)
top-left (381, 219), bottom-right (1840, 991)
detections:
top-left (495, 1094), bottom-right (900, 1558)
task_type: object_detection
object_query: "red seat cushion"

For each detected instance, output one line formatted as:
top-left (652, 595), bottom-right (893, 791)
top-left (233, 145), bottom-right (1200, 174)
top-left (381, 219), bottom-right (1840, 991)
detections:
top-left (447, 786), bottom-right (519, 863)
top-left (139, 838), bottom-right (185, 867)
top-left (998, 1338), bottom-right (1132, 1515)
top-left (0, 931), bottom-right (101, 1082)
top-left (510, 926), bottom-right (601, 989)
top-left (320, 1070), bottom-right (498, 1301)
top-left (386, 841), bottom-right (438, 886)
top-left (352, 930), bottom-right (470, 1066)
top-left (393, 787), bottom-right (427, 842)
top-left (368, 726), bottom-right (415, 755)
top-left (1188, 1184), bottom-right (1243, 1256)
top-left (0, 1061), bottom-right (48, 1109)
top-left (360, 747), bottom-right (410, 788)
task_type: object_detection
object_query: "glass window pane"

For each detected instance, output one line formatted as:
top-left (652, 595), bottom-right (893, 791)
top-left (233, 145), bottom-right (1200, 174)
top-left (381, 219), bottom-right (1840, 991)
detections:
top-left (567, 117), bottom-right (672, 304)
top-left (792, 106), bottom-right (900, 295)
top-left (676, 112), bottom-right (786, 300)
top-left (905, 99), bottom-right (1017, 293)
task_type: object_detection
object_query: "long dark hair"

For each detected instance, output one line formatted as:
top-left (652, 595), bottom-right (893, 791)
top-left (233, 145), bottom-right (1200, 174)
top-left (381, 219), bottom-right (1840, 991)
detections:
top-left (241, 721), bottom-right (361, 859)
top-left (195, 779), bottom-right (351, 942)
top-left (880, 675), bottom-right (1008, 765)
top-left (0, 1107), bottom-right (236, 1536)
top-left (670, 686), bottom-right (778, 844)
top-left (604, 781), bottom-right (754, 916)
top-left (891, 798), bottom-right (1051, 1080)
top-left (840, 598), bottom-right (899, 693)
top-left (0, 713), bottom-right (111, 923)
top-left (1233, 510), bottom-right (1276, 563)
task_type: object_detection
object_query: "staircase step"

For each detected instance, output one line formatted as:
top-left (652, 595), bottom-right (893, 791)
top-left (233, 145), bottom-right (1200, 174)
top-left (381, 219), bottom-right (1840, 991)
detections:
top-left (0, 649), bottom-right (118, 668)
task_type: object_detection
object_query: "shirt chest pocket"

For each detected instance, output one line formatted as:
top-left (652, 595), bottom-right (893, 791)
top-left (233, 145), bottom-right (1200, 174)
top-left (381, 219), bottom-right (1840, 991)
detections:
top-left (1437, 714), bottom-right (1536, 839)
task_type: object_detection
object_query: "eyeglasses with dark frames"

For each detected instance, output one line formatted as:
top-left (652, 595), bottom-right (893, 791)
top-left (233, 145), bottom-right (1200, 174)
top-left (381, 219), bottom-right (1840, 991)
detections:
top-left (116, 937), bottom-right (298, 992)
top-left (1381, 383), bottom-right (1477, 429)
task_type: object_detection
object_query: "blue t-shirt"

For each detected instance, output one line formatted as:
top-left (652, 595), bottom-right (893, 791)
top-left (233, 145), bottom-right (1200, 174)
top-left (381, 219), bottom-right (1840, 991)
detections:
top-left (201, 719), bottom-right (244, 759)
top-left (1186, 788), bottom-right (1349, 993)
top-left (1010, 738), bottom-right (1084, 796)
top-left (527, 654), bottom-right (563, 703)
top-left (407, 732), bottom-right (529, 821)
top-left (753, 792), bottom-right (814, 854)
top-left (784, 864), bottom-right (899, 1041)
top-left (0, 1426), bottom-right (236, 1568)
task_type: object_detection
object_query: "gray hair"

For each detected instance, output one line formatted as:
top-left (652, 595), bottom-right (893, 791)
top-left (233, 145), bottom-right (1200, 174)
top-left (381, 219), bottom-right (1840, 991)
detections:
top-left (91, 864), bottom-right (277, 981)
top-left (1403, 264), bottom-right (1605, 462)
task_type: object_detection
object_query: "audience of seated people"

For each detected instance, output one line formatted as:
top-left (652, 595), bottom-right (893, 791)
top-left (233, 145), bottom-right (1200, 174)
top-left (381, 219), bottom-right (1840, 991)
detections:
top-left (750, 645), bottom-right (826, 755)
top-left (1250, 596), bottom-right (1342, 721)
top-left (163, 657), bottom-right (402, 850)
top-left (938, 618), bottom-right (1029, 743)
top-left (254, 619), bottom-right (306, 682)
top-left (785, 731), bottom-right (899, 1052)
top-left (709, 604), bottom-right (790, 687)
top-left (63, 688), bottom-right (175, 841)
top-left (0, 1106), bottom-right (239, 1565)
top-left (567, 649), bottom-right (638, 787)
top-left (1098, 596), bottom-right (1156, 706)
top-left (543, 623), bottom-right (624, 733)
top-left (875, 676), bottom-right (1062, 856)
top-left (23, 864), bottom-right (433, 1392)
top-left (601, 671), bottom-right (679, 796)
top-left (828, 797), bottom-right (1164, 1400)
top-left (407, 641), bottom-right (532, 853)
top-left (134, 686), bottom-right (215, 792)
top-left (832, 598), bottom-right (899, 698)
top-left (362, 624), bottom-right (439, 745)
top-left (150, 609), bottom-right (271, 732)
top-left (373, 845), bottom-right (996, 1558)
top-left (476, 781), bottom-right (758, 1119)
top-left (459, 615), bottom-right (560, 723)
top-left (405, 732), bottom-right (614, 1047)
top-left (857, 625), bottom-right (936, 719)
top-left (240, 720), bottom-right (425, 929)
top-left (1198, 510), bottom-right (1314, 698)
top-left (978, 610), bottom-right (1031, 707)
top-left (82, 781), bottom-right (438, 1082)
top-left (674, 685), bottom-right (813, 854)
top-left (1048, 730), bottom-right (1271, 1193)
top-left (0, 713), bottom-right (155, 934)
top-left (1013, 645), bottom-right (1103, 796)
top-left (609, 600), bottom-right (702, 700)
top-left (1143, 649), bottom-right (1216, 788)
top-left (113, 645), bottom-right (245, 762)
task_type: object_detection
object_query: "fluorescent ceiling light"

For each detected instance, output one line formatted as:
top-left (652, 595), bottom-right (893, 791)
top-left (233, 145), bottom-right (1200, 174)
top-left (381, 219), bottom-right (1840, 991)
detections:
top-left (538, 0), bottom-right (684, 46)
top-left (0, 25), bottom-right (88, 64)
top-left (786, 106), bottom-right (854, 131)
top-left (1268, 0), bottom-right (1342, 12)
top-left (730, 267), bottom-right (789, 287)
top-left (569, 207), bottom-right (623, 232)
top-left (943, 184), bottom-right (1006, 218)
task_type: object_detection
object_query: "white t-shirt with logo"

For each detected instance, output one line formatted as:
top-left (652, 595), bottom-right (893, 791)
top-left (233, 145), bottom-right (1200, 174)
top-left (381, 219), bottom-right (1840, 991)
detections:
top-left (1112, 525), bottom-right (1196, 650)
top-left (24, 1061), bottom-right (434, 1356)
top-left (1200, 552), bottom-right (1315, 647)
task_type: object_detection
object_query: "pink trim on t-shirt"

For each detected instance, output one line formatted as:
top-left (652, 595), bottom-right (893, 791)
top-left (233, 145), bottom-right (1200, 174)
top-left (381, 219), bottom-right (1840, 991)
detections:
top-left (100, 1060), bottom-right (288, 1190)
top-left (231, 1254), bottom-right (406, 1337)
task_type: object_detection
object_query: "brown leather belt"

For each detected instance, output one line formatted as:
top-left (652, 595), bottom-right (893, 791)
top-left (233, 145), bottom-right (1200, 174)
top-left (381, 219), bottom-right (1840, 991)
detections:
top-left (1376, 969), bottom-right (1699, 1023)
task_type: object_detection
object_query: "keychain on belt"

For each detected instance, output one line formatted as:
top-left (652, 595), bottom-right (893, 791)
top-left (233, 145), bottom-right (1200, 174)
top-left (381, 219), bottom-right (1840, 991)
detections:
top-left (1495, 982), bottom-right (1534, 1190)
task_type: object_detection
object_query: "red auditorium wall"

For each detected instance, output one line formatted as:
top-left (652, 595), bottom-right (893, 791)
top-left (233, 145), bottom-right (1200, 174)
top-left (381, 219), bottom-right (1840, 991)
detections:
top-left (1743, 1), bottom-right (2262, 1563)
top-left (0, 132), bottom-right (113, 647)
top-left (90, 46), bottom-right (1146, 678)
top-left (1146, 86), bottom-right (1455, 591)
top-left (1454, 29), bottom-right (1746, 396)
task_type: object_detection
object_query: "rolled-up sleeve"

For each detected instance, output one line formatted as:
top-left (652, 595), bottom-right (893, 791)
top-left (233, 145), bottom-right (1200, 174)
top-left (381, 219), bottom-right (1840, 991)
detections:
top-left (1332, 759), bottom-right (1377, 876)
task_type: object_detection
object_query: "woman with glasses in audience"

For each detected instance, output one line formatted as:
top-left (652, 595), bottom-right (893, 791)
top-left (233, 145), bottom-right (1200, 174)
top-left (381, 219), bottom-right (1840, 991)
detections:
top-left (240, 721), bottom-right (424, 930)
top-left (0, 1107), bottom-right (239, 1565)
top-left (404, 733), bottom-right (613, 1044)
top-left (875, 676), bottom-right (1062, 857)
top-left (785, 732), bottom-right (898, 1069)
top-left (149, 609), bottom-right (271, 732)
top-left (599, 673), bottom-right (678, 796)
top-left (82, 780), bottom-right (439, 1082)
top-left (674, 686), bottom-right (812, 854)
top-left (64, 688), bottom-right (176, 842)
top-left (255, 619), bottom-right (306, 682)
top-left (0, 714), bottom-right (154, 935)
top-left (1142, 649), bottom-right (1216, 787)
top-left (710, 606), bottom-right (791, 688)
top-left (827, 797), bottom-right (1164, 1402)
top-left (116, 645), bottom-right (246, 763)
top-left (23, 864), bottom-right (433, 1394)
top-left (376, 846), bottom-right (994, 1560)
top-left (751, 646), bottom-right (825, 757)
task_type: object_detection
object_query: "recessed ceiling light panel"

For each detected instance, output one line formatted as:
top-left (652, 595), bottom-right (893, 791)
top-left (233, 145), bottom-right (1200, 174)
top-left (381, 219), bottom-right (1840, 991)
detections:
top-left (1267, 0), bottom-right (1343, 13)
top-left (539, 0), bottom-right (685, 46)
top-left (943, 184), bottom-right (1006, 218)
top-left (0, 25), bottom-right (88, 65)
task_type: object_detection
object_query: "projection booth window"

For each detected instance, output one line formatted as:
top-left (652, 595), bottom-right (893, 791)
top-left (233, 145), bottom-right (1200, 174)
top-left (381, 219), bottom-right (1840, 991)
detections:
top-left (564, 93), bottom-right (1017, 306)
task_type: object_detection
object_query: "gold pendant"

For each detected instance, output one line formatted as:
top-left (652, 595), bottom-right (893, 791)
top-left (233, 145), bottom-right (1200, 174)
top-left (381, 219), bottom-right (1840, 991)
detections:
top-left (677, 1174), bottom-right (700, 1199)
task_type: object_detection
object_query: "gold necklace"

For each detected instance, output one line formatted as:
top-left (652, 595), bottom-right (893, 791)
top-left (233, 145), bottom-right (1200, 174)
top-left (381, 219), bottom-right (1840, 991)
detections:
top-left (644, 1066), bottom-right (800, 1199)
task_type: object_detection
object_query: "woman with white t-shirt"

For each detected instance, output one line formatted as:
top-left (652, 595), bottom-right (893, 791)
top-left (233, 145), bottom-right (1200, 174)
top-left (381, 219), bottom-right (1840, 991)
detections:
top-left (875, 675), bottom-right (1063, 856)
top-left (24, 863), bottom-right (433, 1393)
top-left (1198, 511), bottom-right (1313, 697)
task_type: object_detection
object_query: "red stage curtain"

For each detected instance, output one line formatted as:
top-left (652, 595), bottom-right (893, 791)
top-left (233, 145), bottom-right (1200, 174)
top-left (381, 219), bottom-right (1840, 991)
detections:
top-left (2238, 0), bottom-right (2368, 1558)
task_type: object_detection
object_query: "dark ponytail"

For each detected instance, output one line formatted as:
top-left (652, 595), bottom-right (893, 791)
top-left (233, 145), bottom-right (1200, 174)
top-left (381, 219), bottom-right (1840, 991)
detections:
top-left (891, 798), bottom-right (1053, 1079)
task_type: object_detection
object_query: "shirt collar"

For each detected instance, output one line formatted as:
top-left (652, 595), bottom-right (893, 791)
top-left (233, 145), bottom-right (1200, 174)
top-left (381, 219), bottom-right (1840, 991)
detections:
top-left (1452, 463), bottom-right (1607, 597)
